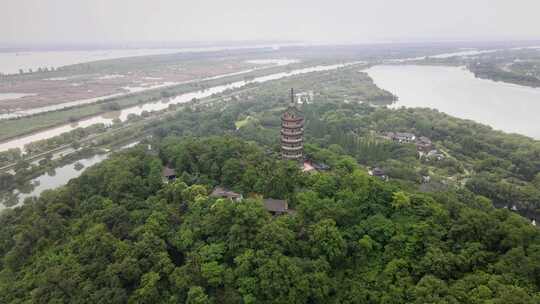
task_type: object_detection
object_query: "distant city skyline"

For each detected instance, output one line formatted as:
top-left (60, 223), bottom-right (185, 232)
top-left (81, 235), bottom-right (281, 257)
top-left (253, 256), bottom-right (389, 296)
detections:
top-left (2, 0), bottom-right (539, 45)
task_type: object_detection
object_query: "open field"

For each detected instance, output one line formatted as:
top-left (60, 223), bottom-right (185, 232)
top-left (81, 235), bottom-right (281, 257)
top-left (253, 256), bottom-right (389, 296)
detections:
top-left (0, 50), bottom-right (278, 114)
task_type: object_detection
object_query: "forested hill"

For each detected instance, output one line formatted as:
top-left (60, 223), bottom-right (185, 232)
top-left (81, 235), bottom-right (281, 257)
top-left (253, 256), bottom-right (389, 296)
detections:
top-left (1, 136), bottom-right (539, 303)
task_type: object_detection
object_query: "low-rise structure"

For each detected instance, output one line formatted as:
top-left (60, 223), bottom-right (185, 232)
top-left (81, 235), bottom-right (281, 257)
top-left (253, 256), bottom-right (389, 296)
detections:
top-left (369, 167), bottom-right (388, 181)
top-left (162, 166), bottom-right (177, 182)
top-left (302, 161), bottom-right (316, 173)
top-left (210, 186), bottom-right (243, 202)
top-left (209, 189), bottom-right (294, 216)
top-left (295, 90), bottom-right (314, 104)
top-left (263, 198), bottom-right (293, 216)
top-left (383, 132), bottom-right (440, 157)
top-left (425, 149), bottom-right (445, 161)
top-left (416, 136), bottom-right (433, 152)
top-left (303, 159), bottom-right (330, 173)
top-left (386, 132), bottom-right (416, 143)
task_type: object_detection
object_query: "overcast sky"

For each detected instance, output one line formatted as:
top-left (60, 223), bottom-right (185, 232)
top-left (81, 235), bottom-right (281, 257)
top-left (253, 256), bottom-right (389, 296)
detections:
top-left (2, 0), bottom-right (540, 45)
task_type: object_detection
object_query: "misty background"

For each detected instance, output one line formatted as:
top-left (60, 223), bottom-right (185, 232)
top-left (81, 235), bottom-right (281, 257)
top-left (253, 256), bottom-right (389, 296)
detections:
top-left (2, 0), bottom-right (540, 46)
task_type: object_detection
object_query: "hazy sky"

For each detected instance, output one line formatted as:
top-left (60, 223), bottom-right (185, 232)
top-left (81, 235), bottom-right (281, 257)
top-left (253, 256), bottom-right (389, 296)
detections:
top-left (2, 0), bottom-right (540, 44)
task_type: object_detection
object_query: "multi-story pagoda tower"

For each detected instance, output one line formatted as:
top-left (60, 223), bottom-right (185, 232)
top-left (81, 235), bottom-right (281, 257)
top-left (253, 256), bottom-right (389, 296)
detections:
top-left (281, 88), bottom-right (304, 162)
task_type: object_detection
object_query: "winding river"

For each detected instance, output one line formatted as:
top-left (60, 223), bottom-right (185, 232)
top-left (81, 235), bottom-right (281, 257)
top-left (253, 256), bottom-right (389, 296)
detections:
top-left (0, 61), bottom-right (361, 152)
top-left (0, 59), bottom-right (299, 120)
top-left (365, 65), bottom-right (540, 139)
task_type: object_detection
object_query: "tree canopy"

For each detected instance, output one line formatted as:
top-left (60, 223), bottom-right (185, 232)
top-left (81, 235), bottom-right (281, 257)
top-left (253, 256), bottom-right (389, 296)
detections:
top-left (0, 137), bottom-right (539, 303)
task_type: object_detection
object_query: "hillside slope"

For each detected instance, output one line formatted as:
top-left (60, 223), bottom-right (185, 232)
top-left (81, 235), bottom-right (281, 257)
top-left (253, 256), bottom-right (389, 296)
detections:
top-left (0, 137), bottom-right (539, 303)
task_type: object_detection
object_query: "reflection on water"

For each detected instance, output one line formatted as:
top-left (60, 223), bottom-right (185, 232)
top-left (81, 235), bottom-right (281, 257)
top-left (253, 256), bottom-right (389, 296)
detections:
top-left (365, 65), bottom-right (540, 139)
top-left (0, 62), bottom-right (362, 152)
top-left (0, 154), bottom-right (109, 210)
top-left (0, 141), bottom-right (139, 211)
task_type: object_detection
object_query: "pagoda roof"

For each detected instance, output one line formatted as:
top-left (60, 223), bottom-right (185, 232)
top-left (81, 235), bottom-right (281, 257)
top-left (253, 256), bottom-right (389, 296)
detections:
top-left (282, 105), bottom-right (303, 118)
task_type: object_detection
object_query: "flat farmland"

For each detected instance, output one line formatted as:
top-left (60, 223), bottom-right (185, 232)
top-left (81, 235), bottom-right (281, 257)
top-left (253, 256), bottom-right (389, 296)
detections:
top-left (0, 50), bottom-right (282, 114)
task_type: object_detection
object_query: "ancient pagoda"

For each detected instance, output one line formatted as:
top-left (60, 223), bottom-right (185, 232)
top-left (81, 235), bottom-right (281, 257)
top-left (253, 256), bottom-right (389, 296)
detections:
top-left (281, 88), bottom-right (304, 161)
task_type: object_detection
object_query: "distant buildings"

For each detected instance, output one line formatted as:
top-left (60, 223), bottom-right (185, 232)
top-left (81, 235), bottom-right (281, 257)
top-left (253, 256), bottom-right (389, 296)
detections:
top-left (385, 132), bottom-right (416, 143)
top-left (281, 88), bottom-right (304, 162)
top-left (295, 90), bottom-right (314, 104)
top-left (424, 149), bottom-right (445, 161)
top-left (382, 131), bottom-right (445, 161)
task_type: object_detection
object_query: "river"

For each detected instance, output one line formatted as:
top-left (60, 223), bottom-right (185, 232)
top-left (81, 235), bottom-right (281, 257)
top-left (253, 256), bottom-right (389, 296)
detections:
top-left (0, 44), bottom-right (300, 75)
top-left (0, 61), bottom-right (362, 152)
top-left (0, 141), bottom-right (142, 210)
top-left (4, 154), bottom-right (110, 209)
top-left (0, 58), bottom-right (298, 120)
top-left (365, 65), bottom-right (540, 139)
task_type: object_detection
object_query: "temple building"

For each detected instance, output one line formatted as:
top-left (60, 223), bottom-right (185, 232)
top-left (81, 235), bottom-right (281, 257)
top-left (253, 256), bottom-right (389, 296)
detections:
top-left (281, 88), bottom-right (304, 162)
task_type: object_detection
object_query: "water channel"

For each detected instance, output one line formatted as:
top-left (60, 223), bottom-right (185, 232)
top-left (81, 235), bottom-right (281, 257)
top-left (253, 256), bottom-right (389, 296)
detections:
top-left (0, 61), bottom-right (362, 152)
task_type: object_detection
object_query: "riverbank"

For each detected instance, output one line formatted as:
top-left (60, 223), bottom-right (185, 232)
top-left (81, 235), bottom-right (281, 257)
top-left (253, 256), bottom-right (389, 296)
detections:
top-left (3, 60), bottom-right (538, 227)
top-left (0, 61), bottom-right (306, 143)
top-left (0, 61), bottom-right (362, 152)
top-left (365, 64), bottom-right (540, 140)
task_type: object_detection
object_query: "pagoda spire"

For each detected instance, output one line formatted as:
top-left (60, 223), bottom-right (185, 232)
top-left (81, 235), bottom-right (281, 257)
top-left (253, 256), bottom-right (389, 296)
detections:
top-left (290, 88), bottom-right (295, 105)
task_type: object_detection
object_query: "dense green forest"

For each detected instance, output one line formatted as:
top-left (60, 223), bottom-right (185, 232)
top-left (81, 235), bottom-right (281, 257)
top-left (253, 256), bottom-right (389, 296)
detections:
top-left (1, 65), bottom-right (539, 303)
top-left (148, 74), bottom-right (540, 216)
top-left (468, 62), bottom-right (540, 88)
top-left (1, 136), bottom-right (539, 303)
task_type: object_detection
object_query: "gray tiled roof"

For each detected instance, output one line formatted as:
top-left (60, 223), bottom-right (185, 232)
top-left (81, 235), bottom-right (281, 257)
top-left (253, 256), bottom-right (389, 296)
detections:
top-left (263, 198), bottom-right (288, 213)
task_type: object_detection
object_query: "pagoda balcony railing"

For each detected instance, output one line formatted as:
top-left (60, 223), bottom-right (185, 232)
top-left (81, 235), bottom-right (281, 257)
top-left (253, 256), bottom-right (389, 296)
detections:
top-left (282, 145), bottom-right (303, 151)
top-left (281, 130), bottom-right (303, 136)
top-left (281, 137), bottom-right (303, 144)
top-left (282, 122), bottom-right (304, 128)
top-left (283, 153), bottom-right (303, 159)
top-left (282, 117), bottom-right (304, 123)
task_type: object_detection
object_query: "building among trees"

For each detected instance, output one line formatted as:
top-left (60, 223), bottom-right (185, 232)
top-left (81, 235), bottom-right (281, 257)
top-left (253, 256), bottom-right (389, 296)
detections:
top-left (210, 186), bottom-right (243, 202)
top-left (262, 198), bottom-right (292, 216)
top-left (161, 166), bottom-right (177, 182)
top-left (281, 88), bottom-right (304, 162)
